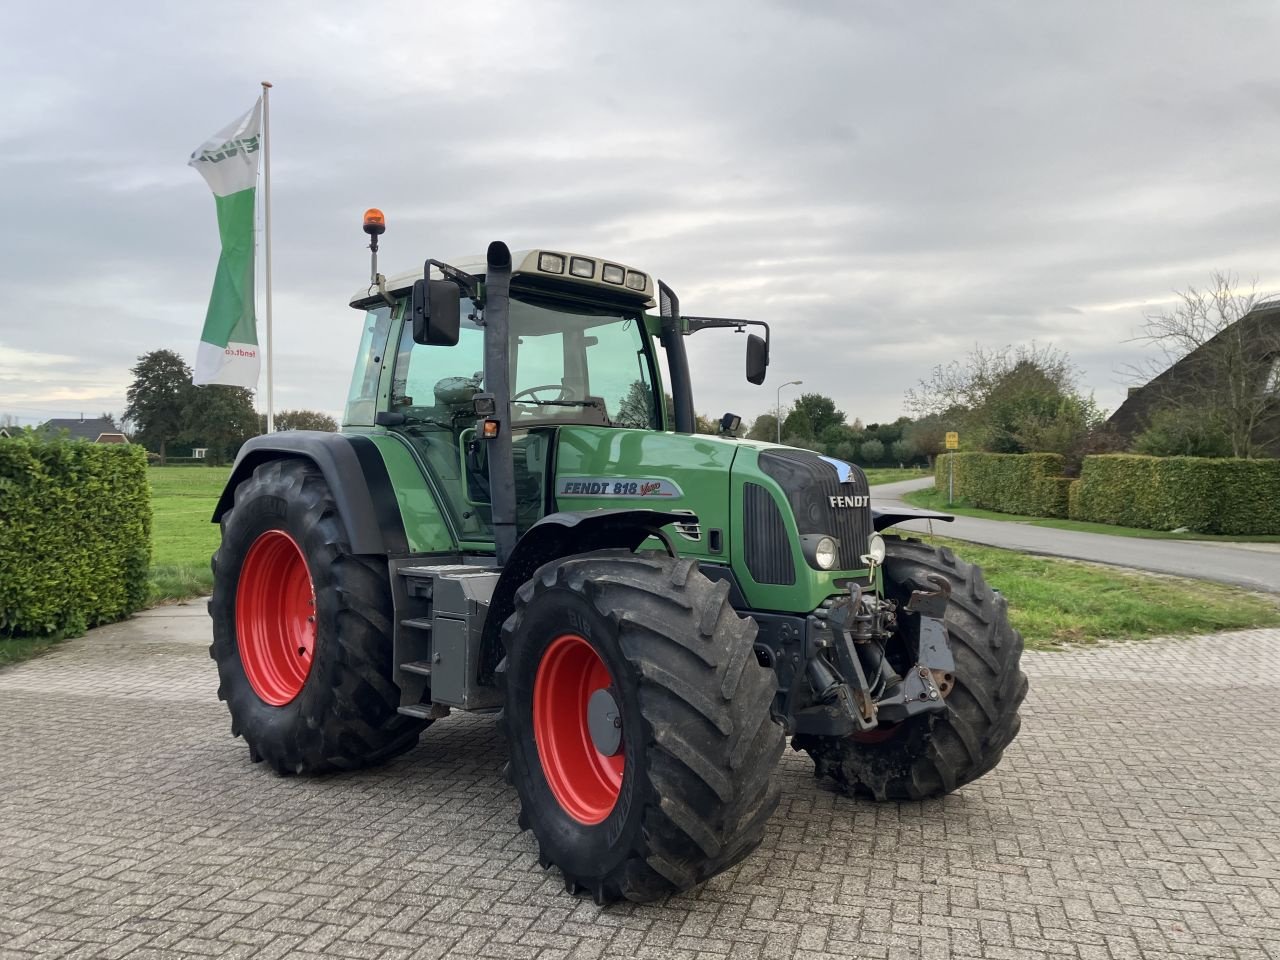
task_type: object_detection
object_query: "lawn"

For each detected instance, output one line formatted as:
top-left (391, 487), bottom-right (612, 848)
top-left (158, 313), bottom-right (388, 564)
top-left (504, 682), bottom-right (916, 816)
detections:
top-left (863, 467), bottom-right (931, 486)
top-left (904, 486), bottom-right (1280, 542)
top-left (148, 465), bottom-right (230, 603)
top-left (916, 535), bottom-right (1280, 650)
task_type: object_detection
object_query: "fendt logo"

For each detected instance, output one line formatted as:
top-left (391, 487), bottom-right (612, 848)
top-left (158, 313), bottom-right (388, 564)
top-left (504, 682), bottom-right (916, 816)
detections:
top-left (191, 135), bottom-right (260, 165)
top-left (829, 495), bottom-right (869, 509)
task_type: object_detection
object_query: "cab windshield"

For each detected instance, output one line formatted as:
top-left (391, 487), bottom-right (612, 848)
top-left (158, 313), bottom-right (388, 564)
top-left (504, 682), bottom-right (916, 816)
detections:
top-left (391, 294), bottom-right (660, 430)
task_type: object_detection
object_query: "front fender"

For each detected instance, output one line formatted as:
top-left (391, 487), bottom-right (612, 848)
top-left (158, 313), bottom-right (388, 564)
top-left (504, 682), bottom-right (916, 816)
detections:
top-left (480, 508), bottom-right (692, 676)
top-left (870, 505), bottom-right (954, 532)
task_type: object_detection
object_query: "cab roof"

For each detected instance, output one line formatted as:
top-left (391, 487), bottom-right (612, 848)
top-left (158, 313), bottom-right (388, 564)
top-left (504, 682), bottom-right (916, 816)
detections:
top-left (349, 248), bottom-right (656, 310)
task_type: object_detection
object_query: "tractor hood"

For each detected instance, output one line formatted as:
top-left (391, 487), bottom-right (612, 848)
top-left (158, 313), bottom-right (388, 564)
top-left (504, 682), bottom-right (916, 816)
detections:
top-left (550, 426), bottom-right (874, 611)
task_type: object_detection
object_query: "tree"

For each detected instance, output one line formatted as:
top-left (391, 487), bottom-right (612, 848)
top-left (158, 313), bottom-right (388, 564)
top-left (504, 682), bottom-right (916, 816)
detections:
top-left (859, 438), bottom-right (885, 464)
top-left (1130, 273), bottom-right (1280, 458)
top-left (184, 386), bottom-right (259, 465)
top-left (781, 406), bottom-right (813, 440)
top-left (891, 438), bottom-right (918, 465)
top-left (1133, 406), bottom-right (1233, 458)
top-left (124, 350), bottom-right (192, 465)
top-left (905, 343), bottom-right (1104, 466)
top-left (792, 393), bottom-right (845, 439)
top-left (904, 414), bottom-right (948, 462)
top-left (746, 413), bottom-right (778, 441)
top-left (269, 409), bottom-right (340, 432)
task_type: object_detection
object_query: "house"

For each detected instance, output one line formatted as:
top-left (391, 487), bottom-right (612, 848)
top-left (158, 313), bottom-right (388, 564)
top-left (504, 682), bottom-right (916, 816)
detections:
top-left (1108, 300), bottom-right (1280, 456)
top-left (39, 417), bottom-right (129, 444)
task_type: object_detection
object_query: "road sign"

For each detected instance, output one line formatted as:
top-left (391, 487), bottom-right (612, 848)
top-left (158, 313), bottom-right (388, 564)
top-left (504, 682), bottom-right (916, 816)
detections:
top-left (945, 431), bottom-right (959, 450)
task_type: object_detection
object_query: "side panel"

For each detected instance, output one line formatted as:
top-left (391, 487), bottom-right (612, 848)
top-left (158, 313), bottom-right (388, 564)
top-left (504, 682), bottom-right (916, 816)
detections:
top-left (361, 433), bottom-right (455, 554)
top-left (552, 426), bottom-right (735, 561)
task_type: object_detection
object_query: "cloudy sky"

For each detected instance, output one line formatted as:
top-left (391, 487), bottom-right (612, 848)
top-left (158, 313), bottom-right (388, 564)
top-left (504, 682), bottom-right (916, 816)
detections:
top-left (2, 0), bottom-right (1278, 430)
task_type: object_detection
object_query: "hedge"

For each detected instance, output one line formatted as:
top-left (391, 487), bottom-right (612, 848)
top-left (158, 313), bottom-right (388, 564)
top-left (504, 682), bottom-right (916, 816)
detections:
top-left (1069, 454), bottom-right (1280, 535)
top-left (935, 452), bottom-right (1070, 517)
top-left (0, 436), bottom-right (151, 638)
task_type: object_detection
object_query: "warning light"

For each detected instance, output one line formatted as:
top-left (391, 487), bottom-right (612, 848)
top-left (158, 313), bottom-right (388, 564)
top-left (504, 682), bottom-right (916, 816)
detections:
top-left (363, 208), bottom-right (386, 236)
top-left (482, 419), bottom-right (500, 439)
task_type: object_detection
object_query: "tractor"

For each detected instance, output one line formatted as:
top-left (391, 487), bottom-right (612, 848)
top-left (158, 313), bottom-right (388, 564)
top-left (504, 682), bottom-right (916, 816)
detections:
top-left (208, 212), bottom-right (1027, 904)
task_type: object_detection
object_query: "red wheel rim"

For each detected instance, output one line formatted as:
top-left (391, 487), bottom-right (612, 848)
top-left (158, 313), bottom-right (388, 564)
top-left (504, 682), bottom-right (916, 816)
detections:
top-left (235, 530), bottom-right (316, 706)
top-left (533, 633), bottom-right (624, 825)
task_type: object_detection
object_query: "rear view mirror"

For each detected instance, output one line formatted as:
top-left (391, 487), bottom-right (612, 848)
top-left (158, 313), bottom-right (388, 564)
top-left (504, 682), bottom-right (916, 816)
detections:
top-left (410, 278), bottom-right (461, 346)
top-left (746, 332), bottom-right (769, 384)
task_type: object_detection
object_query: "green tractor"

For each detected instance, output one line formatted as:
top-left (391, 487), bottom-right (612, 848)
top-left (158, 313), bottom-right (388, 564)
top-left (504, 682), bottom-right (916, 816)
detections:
top-left (209, 216), bottom-right (1027, 904)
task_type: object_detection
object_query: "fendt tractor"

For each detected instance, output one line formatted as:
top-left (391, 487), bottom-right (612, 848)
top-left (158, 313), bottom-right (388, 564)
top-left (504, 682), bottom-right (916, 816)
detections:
top-left (209, 210), bottom-right (1028, 904)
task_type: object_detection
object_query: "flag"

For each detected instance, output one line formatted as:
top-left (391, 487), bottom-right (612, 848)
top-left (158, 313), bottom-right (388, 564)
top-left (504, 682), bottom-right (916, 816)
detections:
top-left (188, 100), bottom-right (262, 387)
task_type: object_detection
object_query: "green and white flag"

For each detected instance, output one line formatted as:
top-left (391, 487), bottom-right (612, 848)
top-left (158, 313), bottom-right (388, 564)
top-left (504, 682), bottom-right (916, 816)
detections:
top-left (188, 100), bottom-right (262, 387)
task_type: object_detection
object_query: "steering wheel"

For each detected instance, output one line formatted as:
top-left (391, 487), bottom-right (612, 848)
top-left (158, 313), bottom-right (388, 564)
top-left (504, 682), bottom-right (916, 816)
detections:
top-left (512, 383), bottom-right (568, 403)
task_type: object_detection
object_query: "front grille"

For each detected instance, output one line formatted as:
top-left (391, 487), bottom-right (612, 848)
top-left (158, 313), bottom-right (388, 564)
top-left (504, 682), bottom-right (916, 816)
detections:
top-left (742, 483), bottom-right (795, 585)
top-left (758, 450), bottom-right (873, 569)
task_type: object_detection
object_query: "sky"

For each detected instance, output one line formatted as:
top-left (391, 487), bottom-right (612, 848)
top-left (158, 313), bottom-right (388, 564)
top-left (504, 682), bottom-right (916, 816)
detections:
top-left (2, 0), bottom-right (1278, 431)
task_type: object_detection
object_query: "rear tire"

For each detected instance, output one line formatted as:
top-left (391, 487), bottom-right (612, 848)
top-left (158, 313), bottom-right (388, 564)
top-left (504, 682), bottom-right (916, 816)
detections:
top-left (500, 551), bottom-right (784, 904)
top-left (210, 459), bottom-right (425, 774)
top-left (794, 537), bottom-right (1027, 800)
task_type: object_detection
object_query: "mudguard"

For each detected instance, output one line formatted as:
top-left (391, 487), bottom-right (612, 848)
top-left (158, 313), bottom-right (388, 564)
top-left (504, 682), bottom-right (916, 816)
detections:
top-left (480, 508), bottom-right (692, 676)
top-left (870, 505), bottom-right (954, 532)
top-left (212, 432), bottom-right (407, 555)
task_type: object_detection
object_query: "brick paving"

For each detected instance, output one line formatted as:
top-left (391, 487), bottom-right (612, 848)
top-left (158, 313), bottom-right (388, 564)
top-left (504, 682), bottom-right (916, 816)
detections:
top-left (2, 604), bottom-right (1278, 959)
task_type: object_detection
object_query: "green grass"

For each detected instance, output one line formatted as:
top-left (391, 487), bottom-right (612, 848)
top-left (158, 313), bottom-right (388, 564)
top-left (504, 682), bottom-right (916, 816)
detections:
top-left (148, 465), bottom-right (230, 603)
top-left (922, 535), bottom-right (1280, 649)
top-left (905, 486), bottom-right (1280, 542)
top-left (863, 467), bottom-right (931, 486)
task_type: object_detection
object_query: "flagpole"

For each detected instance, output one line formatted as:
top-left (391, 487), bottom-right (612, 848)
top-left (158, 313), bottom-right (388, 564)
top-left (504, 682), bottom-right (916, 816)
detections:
top-left (261, 80), bottom-right (275, 434)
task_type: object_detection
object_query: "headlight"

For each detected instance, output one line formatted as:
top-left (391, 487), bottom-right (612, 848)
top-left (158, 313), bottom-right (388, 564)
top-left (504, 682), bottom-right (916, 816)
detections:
top-left (866, 533), bottom-right (886, 566)
top-left (814, 536), bottom-right (838, 570)
top-left (800, 534), bottom-right (840, 570)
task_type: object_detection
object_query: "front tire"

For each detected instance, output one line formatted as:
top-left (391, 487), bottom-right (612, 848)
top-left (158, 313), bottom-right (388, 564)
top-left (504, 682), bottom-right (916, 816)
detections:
top-left (500, 551), bottom-right (784, 904)
top-left (210, 459), bottom-right (425, 774)
top-left (794, 537), bottom-right (1028, 800)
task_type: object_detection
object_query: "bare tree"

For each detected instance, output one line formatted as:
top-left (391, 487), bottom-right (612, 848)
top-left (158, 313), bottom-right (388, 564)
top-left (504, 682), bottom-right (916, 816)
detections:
top-left (1130, 273), bottom-right (1280, 458)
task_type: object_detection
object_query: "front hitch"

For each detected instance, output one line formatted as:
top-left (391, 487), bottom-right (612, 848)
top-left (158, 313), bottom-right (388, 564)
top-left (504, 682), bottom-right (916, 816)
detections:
top-left (820, 576), bottom-right (955, 729)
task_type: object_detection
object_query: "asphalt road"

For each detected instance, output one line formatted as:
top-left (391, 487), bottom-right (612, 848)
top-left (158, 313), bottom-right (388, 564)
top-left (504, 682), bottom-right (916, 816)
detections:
top-left (873, 476), bottom-right (1280, 594)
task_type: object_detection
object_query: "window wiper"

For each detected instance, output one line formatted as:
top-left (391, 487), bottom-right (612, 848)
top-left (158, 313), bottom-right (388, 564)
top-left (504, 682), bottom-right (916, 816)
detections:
top-left (513, 398), bottom-right (605, 409)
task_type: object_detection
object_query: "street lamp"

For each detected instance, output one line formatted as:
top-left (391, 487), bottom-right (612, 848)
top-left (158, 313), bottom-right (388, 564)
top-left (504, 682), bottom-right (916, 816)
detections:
top-left (776, 380), bottom-right (803, 443)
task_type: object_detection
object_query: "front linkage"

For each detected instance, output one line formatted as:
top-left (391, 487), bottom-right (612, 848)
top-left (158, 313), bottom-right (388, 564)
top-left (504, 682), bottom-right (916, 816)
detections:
top-left (779, 566), bottom-right (956, 739)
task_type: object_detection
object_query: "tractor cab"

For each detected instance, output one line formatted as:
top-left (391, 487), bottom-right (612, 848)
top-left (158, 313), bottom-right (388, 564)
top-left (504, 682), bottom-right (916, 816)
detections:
top-left (347, 252), bottom-right (669, 542)
top-left (345, 245), bottom-right (767, 555)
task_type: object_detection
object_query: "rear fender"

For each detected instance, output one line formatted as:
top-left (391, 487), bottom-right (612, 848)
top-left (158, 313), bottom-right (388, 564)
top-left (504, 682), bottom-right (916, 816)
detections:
top-left (213, 432), bottom-right (407, 555)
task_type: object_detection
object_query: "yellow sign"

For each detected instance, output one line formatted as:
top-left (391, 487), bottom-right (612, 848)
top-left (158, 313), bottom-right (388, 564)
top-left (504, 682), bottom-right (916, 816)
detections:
top-left (945, 431), bottom-right (959, 450)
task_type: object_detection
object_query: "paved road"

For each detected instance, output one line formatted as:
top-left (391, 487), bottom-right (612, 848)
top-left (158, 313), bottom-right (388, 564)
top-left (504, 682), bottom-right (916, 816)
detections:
top-left (3, 603), bottom-right (1279, 959)
top-left (874, 477), bottom-right (1280, 593)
